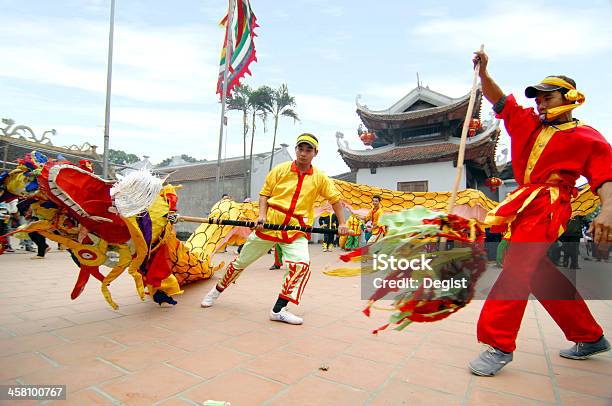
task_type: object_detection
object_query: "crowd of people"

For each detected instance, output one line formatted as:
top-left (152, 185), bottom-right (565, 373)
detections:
top-left (0, 189), bottom-right (53, 259)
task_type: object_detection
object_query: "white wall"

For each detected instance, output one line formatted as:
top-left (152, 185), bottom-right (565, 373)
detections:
top-left (356, 161), bottom-right (465, 192)
top-left (250, 148), bottom-right (293, 198)
top-left (498, 179), bottom-right (518, 201)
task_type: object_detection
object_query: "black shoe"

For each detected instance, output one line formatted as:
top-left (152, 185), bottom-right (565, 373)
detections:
top-left (269, 264), bottom-right (280, 270)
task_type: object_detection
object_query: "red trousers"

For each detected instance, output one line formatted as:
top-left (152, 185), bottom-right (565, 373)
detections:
top-left (477, 215), bottom-right (603, 353)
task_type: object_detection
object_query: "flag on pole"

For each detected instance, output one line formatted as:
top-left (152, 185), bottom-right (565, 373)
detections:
top-left (216, 0), bottom-right (258, 98)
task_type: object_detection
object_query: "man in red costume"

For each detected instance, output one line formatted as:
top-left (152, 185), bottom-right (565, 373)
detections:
top-left (469, 50), bottom-right (612, 376)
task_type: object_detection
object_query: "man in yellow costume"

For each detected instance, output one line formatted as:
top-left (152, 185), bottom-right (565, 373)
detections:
top-left (201, 134), bottom-right (349, 324)
top-left (344, 213), bottom-right (363, 249)
top-left (365, 195), bottom-right (385, 243)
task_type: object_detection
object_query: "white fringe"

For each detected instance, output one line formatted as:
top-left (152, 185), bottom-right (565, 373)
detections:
top-left (110, 169), bottom-right (165, 217)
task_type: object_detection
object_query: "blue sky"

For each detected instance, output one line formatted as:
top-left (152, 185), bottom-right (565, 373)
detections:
top-left (1, 0), bottom-right (611, 176)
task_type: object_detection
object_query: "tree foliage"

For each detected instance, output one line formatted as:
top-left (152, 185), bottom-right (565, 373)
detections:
top-left (108, 149), bottom-right (139, 165)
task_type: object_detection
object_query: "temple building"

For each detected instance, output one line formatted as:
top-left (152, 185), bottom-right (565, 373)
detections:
top-left (337, 85), bottom-right (501, 199)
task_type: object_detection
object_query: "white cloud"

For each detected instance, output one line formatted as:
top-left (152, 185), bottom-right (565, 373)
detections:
top-left (0, 17), bottom-right (221, 104)
top-left (411, 1), bottom-right (612, 59)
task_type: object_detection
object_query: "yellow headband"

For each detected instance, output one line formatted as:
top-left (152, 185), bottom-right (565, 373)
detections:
top-left (538, 77), bottom-right (586, 121)
top-left (296, 133), bottom-right (318, 149)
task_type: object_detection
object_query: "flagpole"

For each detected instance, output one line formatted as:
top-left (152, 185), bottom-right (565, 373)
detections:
top-left (215, 0), bottom-right (236, 199)
top-left (102, 0), bottom-right (116, 179)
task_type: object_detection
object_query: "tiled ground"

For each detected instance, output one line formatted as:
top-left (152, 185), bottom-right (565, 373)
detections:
top-left (1, 246), bottom-right (611, 405)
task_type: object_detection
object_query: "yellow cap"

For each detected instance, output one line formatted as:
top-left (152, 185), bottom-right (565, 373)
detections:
top-left (296, 133), bottom-right (318, 150)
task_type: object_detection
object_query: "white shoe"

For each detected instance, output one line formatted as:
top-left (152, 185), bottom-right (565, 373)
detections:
top-left (269, 307), bottom-right (303, 325)
top-left (201, 287), bottom-right (221, 308)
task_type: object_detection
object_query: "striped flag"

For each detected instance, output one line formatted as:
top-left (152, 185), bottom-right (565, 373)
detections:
top-left (216, 0), bottom-right (258, 97)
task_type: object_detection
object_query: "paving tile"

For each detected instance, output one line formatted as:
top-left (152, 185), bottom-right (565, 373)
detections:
top-left (507, 351), bottom-right (549, 375)
top-left (0, 314), bottom-right (26, 324)
top-left (243, 349), bottom-right (320, 384)
top-left (427, 328), bottom-right (480, 351)
top-left (159, 329), bottom-right (231, 352)
top-left (267, 375), bottom-right (369, 405)
top-left (3, 249), bottom-right (612, 405)
top-left (60, 309), bottom-right (124, 324)
top-left (0, 332), bottom-right (67, 357)
top-left (207, 316), bottom-right (266, 337)
top-left (553, 364), bottom-right (612, 398)
top-left (183, 370), bottom-right (284, 405)
top-left (2, 317), bottom-right (75, 335)
top-left (547, 348), bottom-right (612, 375)
top-left (41, 337), bottom-right (124, 365)
top-left (557, 389), bottom-right (612, 406)
top-left (220, 330), bottom-right (288, 356)
top-left (343, 337), bottom-right (408, 365)
top-left (412, 341), bottom-right (476, 369)
top-left (104, 325), bottom-right (174, 346)
top-left (46, 389), bottom-right (116, 405)
top-left (0, 352), bottom-right (55, 380)
top-left (21, 358), bottom-right (125, 392)
top-left (52, 321), bottom-right (118, 342)
top-left (515, 337), bottom-right (545, 355)
top-left (100, 363), bottom-right (201, 406)
top-left (17, 306), bottom-right (79, 321)
top-left (283, 334), bottom-right (350, 360)
top-left (155, 397), bottom-right (197, 406)
top-left (168, 344), bottom-right (252, 378)
top-left (467, 388), bottom-right (545, 405)
top-left (369, 379), bottom-right (462, 406)
top-left (475, 369), bottom-right (556, 403)
top-left (395, 357), bottom-right (471, 396)
top-left (314, 321), bottom-right (370, 343)
top-left (102, 342), bottom-right (187, 372)
top-left (315, 354), bottom-right (395, 391)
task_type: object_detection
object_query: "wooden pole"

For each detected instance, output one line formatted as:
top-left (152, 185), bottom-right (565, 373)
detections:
top-left (448, 44), bottom-right (484, 214)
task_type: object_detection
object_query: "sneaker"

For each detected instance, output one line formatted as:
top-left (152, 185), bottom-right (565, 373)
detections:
top-left (469, 346), bottom-right (513, 376)
top-left (269, 307), bottom-right (303, 325)
top-left (200, 287), bottom-right (221, 308)
top-left (30, 255), bottom-right (45, 260)
top-left (559, 336), bottom-right (611, 360)
top-left (269, 264), bottom-right (281, 270)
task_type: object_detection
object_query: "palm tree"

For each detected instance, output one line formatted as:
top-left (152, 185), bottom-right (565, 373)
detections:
top-left (247, 85), bottom-right (273, 196)
top-left (227, 84), bottom-right (253, 195)
top-left (269, 84), bottom-right (299, 171)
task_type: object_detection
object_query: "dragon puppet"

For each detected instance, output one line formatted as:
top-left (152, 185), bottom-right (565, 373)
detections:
top-left (0, 151), bottom-right (601, 314)
top-left (0, 151), bottom-right (258, 309)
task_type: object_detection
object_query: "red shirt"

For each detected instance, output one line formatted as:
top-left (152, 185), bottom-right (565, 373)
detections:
top-left (486, 95), bottom-right (612, 240)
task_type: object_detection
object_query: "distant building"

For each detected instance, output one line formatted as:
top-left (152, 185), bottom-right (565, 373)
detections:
top-left (1, 119), bottom-right (103, 174)
top-left (156, 145), bottom-right (292, 233)
top-left (337, 86), bottom-right (501, 200)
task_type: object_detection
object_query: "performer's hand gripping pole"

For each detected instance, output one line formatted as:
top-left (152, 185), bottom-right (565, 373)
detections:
top-left (448, 44), bottom-right (484, 213)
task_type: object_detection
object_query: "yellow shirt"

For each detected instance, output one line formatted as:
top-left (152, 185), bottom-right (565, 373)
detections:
top-left (346, 215), bottom-right (363, 236)
top-left (366, 207), bottom-right (384, 235)
top-left (257, 161), bottom-right (341, 243)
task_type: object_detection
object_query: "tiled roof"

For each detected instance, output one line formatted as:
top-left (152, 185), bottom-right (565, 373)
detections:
top-left (331, 171), bottom-right (357, 183)
top-left (338, 131), bottom-right (498, 171)
top-left (356, 91), bottom-right (482, 130)
top-left (156, 147), bottom-right (289, 182)
top-left (157, 158), bottom-right (248, 182)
